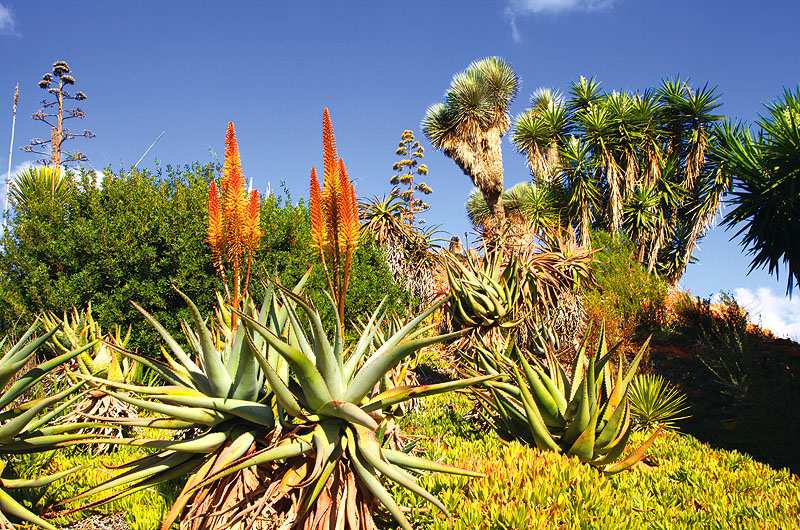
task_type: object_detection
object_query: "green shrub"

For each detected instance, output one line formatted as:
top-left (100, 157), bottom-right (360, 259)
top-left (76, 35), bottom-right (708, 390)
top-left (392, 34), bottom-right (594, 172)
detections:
top-left (0, 163), bottom-right (409, 353)
top-left (584, 231), bottom-right (669, 345)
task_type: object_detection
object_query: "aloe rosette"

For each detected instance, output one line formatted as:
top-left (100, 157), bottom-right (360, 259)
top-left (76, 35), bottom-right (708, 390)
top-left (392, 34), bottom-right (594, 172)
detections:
top-left (0, 322), bottom-right (100, 530)
top-left (446, 251), bottom-right (520, 329)
top-left (469, 324), bottom-right (662, 474)
top-left (70, 273), bottom-right (491, 530)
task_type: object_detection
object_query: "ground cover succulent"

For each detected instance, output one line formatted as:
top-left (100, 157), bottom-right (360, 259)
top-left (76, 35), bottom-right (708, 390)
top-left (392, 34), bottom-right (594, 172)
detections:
top-left (0, 322), bottom-right (99, 529)
top-left (467, 324), bottom-right (661, 474)
top-left (67, 274), bottom-right (491, 529)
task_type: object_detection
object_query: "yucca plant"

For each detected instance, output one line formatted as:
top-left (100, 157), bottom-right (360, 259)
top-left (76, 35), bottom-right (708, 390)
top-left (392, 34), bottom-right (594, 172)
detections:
top-left (0, 322), bottom-right (99, 530)
top-left (65, 273), bottom-right (491, 530)
top-left (467, 324), bottom-right (662, 474)
top-left (628, 374), bottom-right (690, 431)
top-left (40, 306), bottom-right (140, 446)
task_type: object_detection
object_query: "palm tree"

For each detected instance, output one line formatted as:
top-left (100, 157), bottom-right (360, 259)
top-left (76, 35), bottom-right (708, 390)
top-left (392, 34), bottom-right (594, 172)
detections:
top-left (422, 56), bottom-right (519, 222)
top-left (717, 89), bottom-right (800, 294)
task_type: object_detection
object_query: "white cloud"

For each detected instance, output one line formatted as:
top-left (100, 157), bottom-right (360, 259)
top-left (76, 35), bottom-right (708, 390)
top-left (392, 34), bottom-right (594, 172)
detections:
top-left (0, 3), bottom-right (16, 34)
top-left (720, 287), bottom-right (800, 341)
top-left (507, 0), bottom-right (615, 15)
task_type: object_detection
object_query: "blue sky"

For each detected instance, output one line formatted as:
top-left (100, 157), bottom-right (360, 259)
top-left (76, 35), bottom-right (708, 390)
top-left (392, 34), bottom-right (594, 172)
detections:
top-left (1, 1), bottom-right (798, 337)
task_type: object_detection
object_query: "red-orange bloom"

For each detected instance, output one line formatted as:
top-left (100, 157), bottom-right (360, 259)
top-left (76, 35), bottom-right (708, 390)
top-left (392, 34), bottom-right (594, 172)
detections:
top-left (310, 167), bottom-right (326, 253)
top-left (243, 189), bottom-right (262, 254)
top-left (207, 180), bottom-right (224, 267)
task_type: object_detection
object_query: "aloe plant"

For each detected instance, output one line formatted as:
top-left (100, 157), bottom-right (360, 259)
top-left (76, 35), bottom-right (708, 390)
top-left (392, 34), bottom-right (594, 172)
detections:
top-left (69, 273), bottom-right (491, 529)
top-left (0, 322), bottom-right (98, 530)
top-left (40, 306), bottom-right (140, 447)
top-left (446, 251), bottom-right (520, 329)
top-left (468, 323), bottom-right (661, 474)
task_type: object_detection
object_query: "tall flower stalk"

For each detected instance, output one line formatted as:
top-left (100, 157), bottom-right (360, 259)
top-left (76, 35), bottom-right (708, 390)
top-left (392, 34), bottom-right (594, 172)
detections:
top-left (310, 108), bottom-right (360, 322)
top-left (207, 122), bottom-right (261, 326)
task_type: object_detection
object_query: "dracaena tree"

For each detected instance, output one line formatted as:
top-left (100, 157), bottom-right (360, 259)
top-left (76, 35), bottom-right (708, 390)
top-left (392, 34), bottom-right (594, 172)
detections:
top-left (422, 56), bottom-right (519, 222)
top-left (510, 76), bottom-right (728, 285)
top-left (717, 88), bottom-right (800, 294)
top-left (22, 60), bottom-right (94, 167)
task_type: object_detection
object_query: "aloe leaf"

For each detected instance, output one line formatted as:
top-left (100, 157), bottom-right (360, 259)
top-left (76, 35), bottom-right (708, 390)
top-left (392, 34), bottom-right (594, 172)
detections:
top-left (345, 299), bottom-right (388, 382)
top-left (316, 401), bottom-right (379, 430)
top-left (131, 301), bottom-right (210, 394)
top-left (251, 335), bottom-right (304, 418)
top-left (1, 465), bottom-right (86, 490)
top-left (567, 391), bottom-right (602, 462)
top-left (595, 398), bottom-right (629, 450)
top-left (0, 320), bottom-right (39, 365)
top-left (148, 394), bottom-right (275, 428)
top-left (239, 311), bottom-right (332, 409)
top-left (0, 383), bottom-right (80, 443)
top-left (0, 340), bottom-right (95, 411)
top-left (68, 450), bottom-right (197, 503)
top-left (602, 425), bottom-right (663, 475)
top-left (363, 375), bottom-right (498, 413)
top-left (188, 441), bottom-right (312, 493)
top-left (514, 368), bottom-right (561, 452)
top-left (173, 289), bottom-right (233, 398)
top-left (355, 429), bottom-right (453, 530)
top-left (298, 439), bottom-right (344, 517)
top-left (0, 488), bottom-right (57, 530)
top-left (111, 348), bottom-right (194, 389)
top-left (346, 429), bottom-right (413, 530)
top-left (345, 329), bottom-right (466, 404)
top-left (279, 287), bottom-right (343, 399)
top-left (105, 391), bottom-right (224, 425)
top-left (98, 430), bottom-right (229, 453)
top-left (226, 314), bottom-right (261, 402)
top-left (519, 355), bottom-right (564, 428)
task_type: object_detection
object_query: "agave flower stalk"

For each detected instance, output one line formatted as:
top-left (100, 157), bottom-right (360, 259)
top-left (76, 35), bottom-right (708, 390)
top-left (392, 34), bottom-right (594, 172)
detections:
top-left (310, 108), bottom-right (360, 323)
top-left (467, 323), bottom-right (662, 474)
top-left (68, 273), bottom-right (491, 529)
top-left (208, 122), bottom-right (262, 325)
top-left (0, 322), bottom-right (103, 530)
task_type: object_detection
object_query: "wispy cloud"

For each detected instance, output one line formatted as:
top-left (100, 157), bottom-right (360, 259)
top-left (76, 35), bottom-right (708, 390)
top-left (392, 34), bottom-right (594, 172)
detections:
top-left (505, 0), bottom-right (615, 42)
top-left (719, 287), bottom-right (800, 341)
top-left (508, 0), bottom-right (615, 15)
top-left (0, 3), bottom-right (17, 35)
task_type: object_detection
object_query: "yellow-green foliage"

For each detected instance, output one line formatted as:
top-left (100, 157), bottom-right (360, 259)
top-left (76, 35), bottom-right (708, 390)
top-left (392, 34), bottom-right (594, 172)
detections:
top-left (396, 393), bottom-right (800, 530)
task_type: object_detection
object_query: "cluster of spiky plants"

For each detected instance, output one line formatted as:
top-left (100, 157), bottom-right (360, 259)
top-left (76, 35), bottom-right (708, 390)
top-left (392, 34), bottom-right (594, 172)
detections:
top-left (466, 324), bottom-right (662, 474)
top-left (309, 108), bottom-right (360, 323)
top-left (39, 306), bottom-right (141, 447)
top-left (62, 272), bottom-right (490, 530)
top-left (207, 121), bottom-right (262, 317)
top-left (0, 322), bottom-right (100, 529)
top-left (628, 374), bottom-right (690, 431)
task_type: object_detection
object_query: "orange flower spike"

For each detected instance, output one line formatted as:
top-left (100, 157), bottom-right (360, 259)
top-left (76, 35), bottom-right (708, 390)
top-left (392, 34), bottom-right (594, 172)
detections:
top-left (222, 122), bottom-right (247, 261)
top-left (322, 108), bottom-right (337, 181)
top-left (337, 159), bottom-right (360, 254)
top-left (207, 180), bottom-right (224, 267)
top-left (309, 167), bottom-right (327, 253)
top-left (221, 122), bottom-right (242, 197)
top-left (244, 189), bottom-right (262, 253)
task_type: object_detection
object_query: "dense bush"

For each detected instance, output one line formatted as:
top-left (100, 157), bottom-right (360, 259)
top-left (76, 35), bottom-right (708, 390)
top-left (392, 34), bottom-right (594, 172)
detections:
top-left (0, 162), bottom-right (408, 352)
top-left (583, 231), bottom-right (669, 345)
